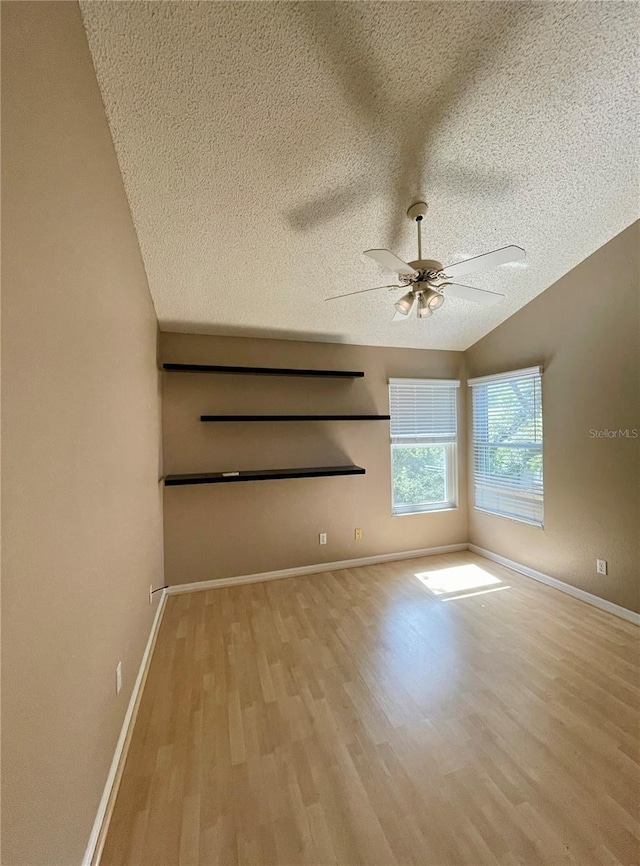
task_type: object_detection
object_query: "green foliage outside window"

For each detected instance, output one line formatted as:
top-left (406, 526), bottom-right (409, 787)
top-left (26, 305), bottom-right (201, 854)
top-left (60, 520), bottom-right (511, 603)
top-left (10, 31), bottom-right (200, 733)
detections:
top-left (476, 379), bottom-right (543, 488)
top-left (392, 445), bottom-right (446, 507)
top-left (487, 447), bottom-right (542, 484)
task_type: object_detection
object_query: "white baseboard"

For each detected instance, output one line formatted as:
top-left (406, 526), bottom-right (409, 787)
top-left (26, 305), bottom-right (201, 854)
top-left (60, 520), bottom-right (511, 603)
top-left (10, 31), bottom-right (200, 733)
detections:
top-left (166, 543), bottom-right (468, 595)
top-left (82, 589), bottom-right (168, 866)
top-left (469, 544), bottom-right (640, 626)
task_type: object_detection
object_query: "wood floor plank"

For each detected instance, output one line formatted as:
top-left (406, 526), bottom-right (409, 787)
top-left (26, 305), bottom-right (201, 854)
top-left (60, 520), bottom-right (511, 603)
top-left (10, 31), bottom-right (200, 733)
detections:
top-left (100, 552), bottom-right (640, 866)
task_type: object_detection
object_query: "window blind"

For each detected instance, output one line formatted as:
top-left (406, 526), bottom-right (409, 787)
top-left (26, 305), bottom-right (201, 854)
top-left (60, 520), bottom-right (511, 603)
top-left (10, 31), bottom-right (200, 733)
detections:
top-left (469, 366), bottom-right (543, 526)
top-left (388, 378), bottom-right (460, 444)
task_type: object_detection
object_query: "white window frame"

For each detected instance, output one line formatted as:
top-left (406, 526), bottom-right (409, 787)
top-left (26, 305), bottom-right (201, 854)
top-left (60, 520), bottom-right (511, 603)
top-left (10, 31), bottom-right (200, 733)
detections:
top-left (388, 378), bottom-right (460, 516)
top-left (468, 366), bottom-right (544, 527)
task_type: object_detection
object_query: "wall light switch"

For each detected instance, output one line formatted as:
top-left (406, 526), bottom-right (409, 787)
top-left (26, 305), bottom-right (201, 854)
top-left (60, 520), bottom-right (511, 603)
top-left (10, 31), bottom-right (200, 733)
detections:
top-left (596, 559), bottom-right (607, 575)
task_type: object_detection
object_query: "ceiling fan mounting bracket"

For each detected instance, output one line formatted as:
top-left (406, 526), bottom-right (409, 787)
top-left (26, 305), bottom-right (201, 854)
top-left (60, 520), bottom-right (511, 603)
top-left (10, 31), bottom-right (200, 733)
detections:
top-left (407, 201), bottom-right (429, 222)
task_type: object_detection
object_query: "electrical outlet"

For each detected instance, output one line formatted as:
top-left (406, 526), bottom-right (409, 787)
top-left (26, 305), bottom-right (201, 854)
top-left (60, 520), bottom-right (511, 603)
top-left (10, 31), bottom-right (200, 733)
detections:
top-left (596, 559), bottom-right (607, 575)
top-left (354, 527), bottom-right (363, 541)
top-left (319, 533), bottom-right (327, 545)
top-left (149, 584), bottom-right (154, 605)
top-left (116, 662), bottom-right (122, 695)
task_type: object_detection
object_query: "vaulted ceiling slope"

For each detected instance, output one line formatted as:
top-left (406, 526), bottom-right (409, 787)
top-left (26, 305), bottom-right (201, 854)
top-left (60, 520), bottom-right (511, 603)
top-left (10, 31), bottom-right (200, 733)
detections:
top-left (81, 1), bottom-right (638, 351)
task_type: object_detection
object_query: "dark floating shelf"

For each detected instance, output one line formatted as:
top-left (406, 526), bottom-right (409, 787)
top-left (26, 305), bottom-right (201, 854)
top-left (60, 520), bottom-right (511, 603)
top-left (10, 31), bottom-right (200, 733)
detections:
top-left (200, 414), bottom-right (390, 422)
top-left (163, 363), bottom-right (364, 379)
top-left (164, 465), bottom-right (366, 486)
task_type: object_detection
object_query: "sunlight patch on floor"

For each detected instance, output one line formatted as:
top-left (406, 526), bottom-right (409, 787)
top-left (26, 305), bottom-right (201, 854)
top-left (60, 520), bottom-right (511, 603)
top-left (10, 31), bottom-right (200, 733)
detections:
top-left (441, 585), bottom-right (510, 601)
top-left (414, 563), bottom-right (507, 598)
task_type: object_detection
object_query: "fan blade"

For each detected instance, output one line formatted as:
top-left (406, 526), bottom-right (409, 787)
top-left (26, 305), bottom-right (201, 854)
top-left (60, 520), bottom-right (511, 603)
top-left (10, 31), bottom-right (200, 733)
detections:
top-left (444, 283), bottom-right (504, 305)
top-left (364, 249), bottom-right (418, 277)
top-left (325, 285), bottom-right (401, 301)
top-left (441, 245), bottom-right (526, 278)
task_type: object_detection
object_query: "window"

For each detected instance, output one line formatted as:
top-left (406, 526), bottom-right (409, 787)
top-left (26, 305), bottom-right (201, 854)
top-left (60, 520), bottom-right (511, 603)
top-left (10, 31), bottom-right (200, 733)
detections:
top-left (388, 378), bottom-right (459, 515)
top-left (469, 366), bottom-right (543, 526)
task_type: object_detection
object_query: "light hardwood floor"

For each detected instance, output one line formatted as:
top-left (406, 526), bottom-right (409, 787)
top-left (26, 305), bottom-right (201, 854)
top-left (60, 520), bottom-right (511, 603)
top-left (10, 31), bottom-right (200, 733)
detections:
top-left (101, 552), bottom-right (640, 866)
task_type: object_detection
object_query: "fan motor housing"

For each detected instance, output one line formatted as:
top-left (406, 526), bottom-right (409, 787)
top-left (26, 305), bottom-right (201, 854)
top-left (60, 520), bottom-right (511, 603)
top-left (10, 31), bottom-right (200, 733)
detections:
top-left (408, 259), bottom-right (443, 275)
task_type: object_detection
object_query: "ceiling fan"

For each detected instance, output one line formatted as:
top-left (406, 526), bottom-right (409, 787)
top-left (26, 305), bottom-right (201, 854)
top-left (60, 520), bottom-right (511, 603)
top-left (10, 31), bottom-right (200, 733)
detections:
top-left (326, 201), bottom-right (526, 321)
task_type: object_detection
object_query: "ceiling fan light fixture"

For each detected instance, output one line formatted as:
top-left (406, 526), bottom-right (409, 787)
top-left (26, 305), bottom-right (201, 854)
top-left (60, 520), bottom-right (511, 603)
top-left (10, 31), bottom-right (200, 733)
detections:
top-left (425, 288), bottom-right (445, 310)
top-left (394, 291), bottom-right (414, 315)
top-left (417, 294), bottom-right (434, 318)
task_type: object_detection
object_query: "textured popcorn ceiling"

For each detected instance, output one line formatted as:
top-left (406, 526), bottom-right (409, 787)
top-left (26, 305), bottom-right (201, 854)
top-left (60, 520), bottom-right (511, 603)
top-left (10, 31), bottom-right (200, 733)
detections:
top-left (80, 1), bottom-right (638, 351)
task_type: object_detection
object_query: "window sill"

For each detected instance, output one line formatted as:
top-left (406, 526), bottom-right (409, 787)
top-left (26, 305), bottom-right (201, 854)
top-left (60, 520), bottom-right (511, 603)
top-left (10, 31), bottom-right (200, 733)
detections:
top-left (392, 506), bottom-right (459, 518)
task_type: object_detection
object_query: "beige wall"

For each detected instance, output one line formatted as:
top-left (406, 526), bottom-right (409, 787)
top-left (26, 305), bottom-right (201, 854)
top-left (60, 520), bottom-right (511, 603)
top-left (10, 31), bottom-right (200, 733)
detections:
top-left (1, 4), bottom-right (164, 864)
top-left (466, 221), bottom-right (639, 613)
top-left (161, 332), bottom-right (467, 585)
